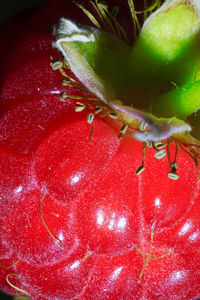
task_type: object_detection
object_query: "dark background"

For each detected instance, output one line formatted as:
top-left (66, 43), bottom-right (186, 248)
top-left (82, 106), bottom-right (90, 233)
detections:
top-left (0, 290), bottom-right (12, 300)
top-left (0, 0), bottom-right (46, 25)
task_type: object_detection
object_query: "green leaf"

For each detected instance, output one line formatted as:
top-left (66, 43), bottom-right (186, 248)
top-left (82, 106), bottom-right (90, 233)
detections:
top-left (54, 19), bottom-right (130, 103)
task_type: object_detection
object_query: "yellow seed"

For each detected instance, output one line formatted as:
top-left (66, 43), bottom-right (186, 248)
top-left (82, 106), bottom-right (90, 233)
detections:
top-left (168, 172), bottom-right (180, 180)
top-left (50, 60), bottom-right (63, 70)
top-left (172, 162), bottom-right (178, 172)
top-left (109, 112), bottom-right (119, 119)
top-left (136, 165), bottom-right (145, 175)
top-left (95, 106), bottom-right (103, 114)
top-left (146, 141), bottom-right (152, 148)
top-left (61, 79), bottom-right (71, 86)
top-left (154, 142), bottom-right (167, 150)
top-left (75, 105), bottom-right (86, 112)
top-left (76, 101), bottom-right (87, 107)
top-left (154, 149), bottom-right (166, 160)
top-left (59, 91), bottom-right (67, 102)
top-left (87, 113), bottom-right (94, 124)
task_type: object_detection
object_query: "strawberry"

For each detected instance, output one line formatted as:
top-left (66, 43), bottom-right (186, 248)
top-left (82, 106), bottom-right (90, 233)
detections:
top-left (1, 0), bottom-right (200, 299)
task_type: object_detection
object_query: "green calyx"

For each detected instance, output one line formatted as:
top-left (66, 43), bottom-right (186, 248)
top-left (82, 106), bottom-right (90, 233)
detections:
top-left (54, 0), bottom-right (200, 143)
top-left (153, 81), bottom-right (200, 119)
top-left (54, 18), bottom-right (130, 103)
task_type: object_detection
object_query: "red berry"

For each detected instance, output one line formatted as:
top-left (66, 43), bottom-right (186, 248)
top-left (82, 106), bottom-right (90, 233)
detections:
top-left (15, 247), bottom-right (96, 299)
top-left (34, 119), bottom-right (120, 203)
top-left (2, 190), bottom-right (77, 266)
top-left (0, 0), bottom-right (200, 299)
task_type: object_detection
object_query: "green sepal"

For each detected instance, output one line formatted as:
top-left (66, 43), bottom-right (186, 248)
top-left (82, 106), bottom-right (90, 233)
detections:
top-left (129, 0), bottom-right (200, 87)
top-left (110, 102), bottom-right (191, 142)
top-left (54, 18), bottom-right (130, 103)
top-left (54, 3), bottom-right (200, 143)
top-left (188, 110), bottom-right (200, 140)
top-left (152, 80), bottom-right (200, 119)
